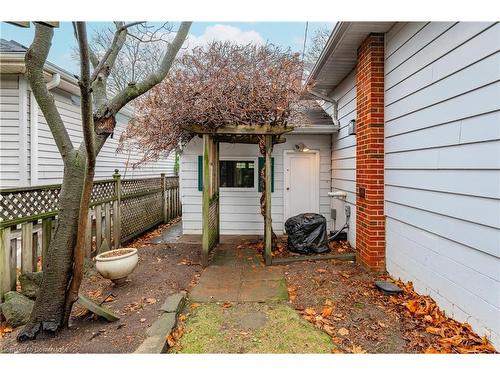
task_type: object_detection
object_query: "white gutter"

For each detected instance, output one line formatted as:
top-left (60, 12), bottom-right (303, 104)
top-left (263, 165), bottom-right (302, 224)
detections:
top-left (305, 22), bottom-right (351, 87)
top-left (30, 73), bottom-right (61, 186)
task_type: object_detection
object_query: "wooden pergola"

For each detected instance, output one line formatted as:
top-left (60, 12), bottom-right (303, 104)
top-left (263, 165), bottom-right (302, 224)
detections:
top-left (182, 124), bottom-right (293, 267)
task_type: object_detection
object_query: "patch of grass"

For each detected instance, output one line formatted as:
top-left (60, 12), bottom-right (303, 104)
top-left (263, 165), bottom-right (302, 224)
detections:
top-left (275, 277), bottom-right (290, 301)
top-left (170, 302), bottom-right (333, 353)
top-left (353, 302), bottom-right (365, 309)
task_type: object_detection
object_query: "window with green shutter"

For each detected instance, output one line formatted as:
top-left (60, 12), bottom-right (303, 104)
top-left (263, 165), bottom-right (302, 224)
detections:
top-left (197, 155), bottom-right (274, 192)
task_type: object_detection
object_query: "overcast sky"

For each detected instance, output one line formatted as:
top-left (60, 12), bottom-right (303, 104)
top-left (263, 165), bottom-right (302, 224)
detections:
top-left (0, 21), bottom-right (334, 74)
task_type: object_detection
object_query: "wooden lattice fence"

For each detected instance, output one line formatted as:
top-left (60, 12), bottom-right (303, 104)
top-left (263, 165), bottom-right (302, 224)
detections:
top-left (0, 171), bottom-right (180, 300)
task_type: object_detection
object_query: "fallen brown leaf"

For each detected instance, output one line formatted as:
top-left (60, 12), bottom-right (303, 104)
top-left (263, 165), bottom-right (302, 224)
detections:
top-left (87, 289), bottom-right (102, 299)
top-left (332, 336), bottom-right (342, 345)
top-left (351, 345), bottom-right (367, 354)
top-left (338, 327), bottom-right (349, 336)
top-left (166, 324), bottom-right (185, 348)
top-left (0, 324), bottom-right (13, 338)
top-left (103, 295), bottom-right (116, 303)
top-left (321, 306), bottom-right (333, 318)
top-left (304, 307), bottom-right (316, 316)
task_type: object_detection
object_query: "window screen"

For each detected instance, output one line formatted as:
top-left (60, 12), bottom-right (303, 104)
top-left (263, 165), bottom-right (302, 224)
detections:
top-left (220, 160), bottom-right (255, 188)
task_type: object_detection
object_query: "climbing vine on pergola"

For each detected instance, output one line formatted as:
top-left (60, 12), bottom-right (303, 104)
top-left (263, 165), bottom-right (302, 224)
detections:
top-left (120, 41), bottom-right (306, 265)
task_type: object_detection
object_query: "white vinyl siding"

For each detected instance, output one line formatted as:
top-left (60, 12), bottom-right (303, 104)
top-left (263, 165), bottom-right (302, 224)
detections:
top-left (384, 22), bottom-right (500, 348)
top-left (1, 76), bottom-right (175, 187)
top-left (0, 74), bottom-right (20, 188)
top-left (180, 134), bottom-right (332, 235)
top-left (324, 70), bottom-right (357, 248)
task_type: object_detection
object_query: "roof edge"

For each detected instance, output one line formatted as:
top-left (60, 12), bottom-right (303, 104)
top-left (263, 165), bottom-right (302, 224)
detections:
top-left (0, 51), bottom-right (135, 118)
top-left (305, 22), bottom-right (352, 88)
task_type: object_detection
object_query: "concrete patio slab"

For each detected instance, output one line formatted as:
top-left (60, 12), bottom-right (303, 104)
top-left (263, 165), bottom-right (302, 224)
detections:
top-left (189, 242), bottom-right (288, 303)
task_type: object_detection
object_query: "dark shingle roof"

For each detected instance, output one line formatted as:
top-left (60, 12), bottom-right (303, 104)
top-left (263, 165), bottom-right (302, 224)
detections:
top-left (289, 100), bottom-right (335, 127)
top-left (0, 39), bottom-right (28, 53)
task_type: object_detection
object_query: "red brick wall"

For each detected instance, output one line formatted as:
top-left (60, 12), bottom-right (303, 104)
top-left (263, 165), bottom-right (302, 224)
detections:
top-left (355, 34), bottom-right (385, 272)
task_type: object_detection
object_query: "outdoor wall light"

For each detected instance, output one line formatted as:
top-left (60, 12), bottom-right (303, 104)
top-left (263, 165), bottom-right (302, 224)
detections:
top-left (348, 119), bottom-right (356, 135)
top-left (294, 143), bottom-right (310, 152)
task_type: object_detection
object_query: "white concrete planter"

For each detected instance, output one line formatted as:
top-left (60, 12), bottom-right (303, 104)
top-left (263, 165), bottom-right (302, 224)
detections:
top-left (95, 248), bottom-right (138, 285)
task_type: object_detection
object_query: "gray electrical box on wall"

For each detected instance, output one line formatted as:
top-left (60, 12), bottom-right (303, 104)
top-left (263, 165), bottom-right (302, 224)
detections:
top-left (331, 208), bottom-right (336, 220)
top-left (348, 119), bottom-right (356, 135)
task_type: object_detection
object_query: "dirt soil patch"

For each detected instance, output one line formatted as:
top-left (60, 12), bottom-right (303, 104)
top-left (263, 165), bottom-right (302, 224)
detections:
top-left (169, 301), bottom-right (333, 353)
top-left (285, 258), bottom-right (413, 353)
top-left (97, 248), bottom-right (136, 258)
top-left (284, 257), bottom-right (497, 354)
top-left (0, 232), bottom-right (202, 353)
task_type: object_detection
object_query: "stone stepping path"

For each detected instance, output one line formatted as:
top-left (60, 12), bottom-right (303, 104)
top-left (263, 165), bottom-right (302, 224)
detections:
top-left (190, 245), bottom-right (288, 303)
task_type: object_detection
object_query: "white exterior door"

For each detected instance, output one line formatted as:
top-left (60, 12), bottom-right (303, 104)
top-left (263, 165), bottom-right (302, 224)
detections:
top-left (284, 151), bottom-right (320, 223)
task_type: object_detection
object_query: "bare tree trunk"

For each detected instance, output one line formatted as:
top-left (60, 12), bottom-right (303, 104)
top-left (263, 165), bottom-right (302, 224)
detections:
top-left (63, 22), bottom-right (96, 325)
top-left (17, 21), bottom-right (191, 341)
top-left (18, 153), bottom-right (85, 340)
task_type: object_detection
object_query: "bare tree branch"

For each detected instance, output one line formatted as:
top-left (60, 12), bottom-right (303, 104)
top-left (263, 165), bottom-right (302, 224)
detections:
top-left (88, 22), bottom-right (173, 95)
top-left (88, 47), bottom-right (99, 68)
top-left (25, 23), bottom-right (74, 159)
top-left (304, 26), bottom-right (331, 73)
top-left (120, 21), bottom-right (145, 30)
top-left (76, 24), bottom-right (96, 164)
top-left (105, 21), bottom-right (192, 117)
top-left (119, 41), bottom-right (305, 166)
top-left (90, 22), bottom-right (127, 83)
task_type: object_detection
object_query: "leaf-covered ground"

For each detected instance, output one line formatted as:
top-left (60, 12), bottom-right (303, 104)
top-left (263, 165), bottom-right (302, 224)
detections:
top-left (2, 223), bottom-right (496, 354)
top-left (282, 245), bottom-right (497, 354)
top-left (0, 220), bottom-right (203, 353)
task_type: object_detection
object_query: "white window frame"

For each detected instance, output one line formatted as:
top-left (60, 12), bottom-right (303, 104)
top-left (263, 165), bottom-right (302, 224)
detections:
top-left (219, 156), bottom-right (259, 192)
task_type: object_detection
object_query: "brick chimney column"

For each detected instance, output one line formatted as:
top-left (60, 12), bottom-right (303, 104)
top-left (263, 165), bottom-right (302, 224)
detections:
top-left (355, 33), bottom-right (385, 272)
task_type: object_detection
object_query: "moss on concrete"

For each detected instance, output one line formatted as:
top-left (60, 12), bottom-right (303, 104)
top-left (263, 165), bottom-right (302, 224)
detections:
top-left (170, 302), bottom-right (333, 354)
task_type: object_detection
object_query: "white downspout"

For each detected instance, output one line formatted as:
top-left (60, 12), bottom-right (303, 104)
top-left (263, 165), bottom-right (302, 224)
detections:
top-left (18, 77), bottom-right (28, 186)
top-left (307, 87), bottom-right (340, 128)
top-left (46, 73), bottom-right (61, 90)
top-left (30, 73), bottom-right (60, 186)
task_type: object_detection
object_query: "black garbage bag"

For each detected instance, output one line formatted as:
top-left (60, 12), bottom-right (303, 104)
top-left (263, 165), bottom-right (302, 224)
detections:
top-left (285, 213), bottom-right (329, 254)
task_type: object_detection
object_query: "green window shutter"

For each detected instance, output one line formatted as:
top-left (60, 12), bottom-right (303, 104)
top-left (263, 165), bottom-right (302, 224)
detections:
top-left (198, 155), bottom-right (203, 192)
top-left (258, 157), bottom-right (274, 193)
